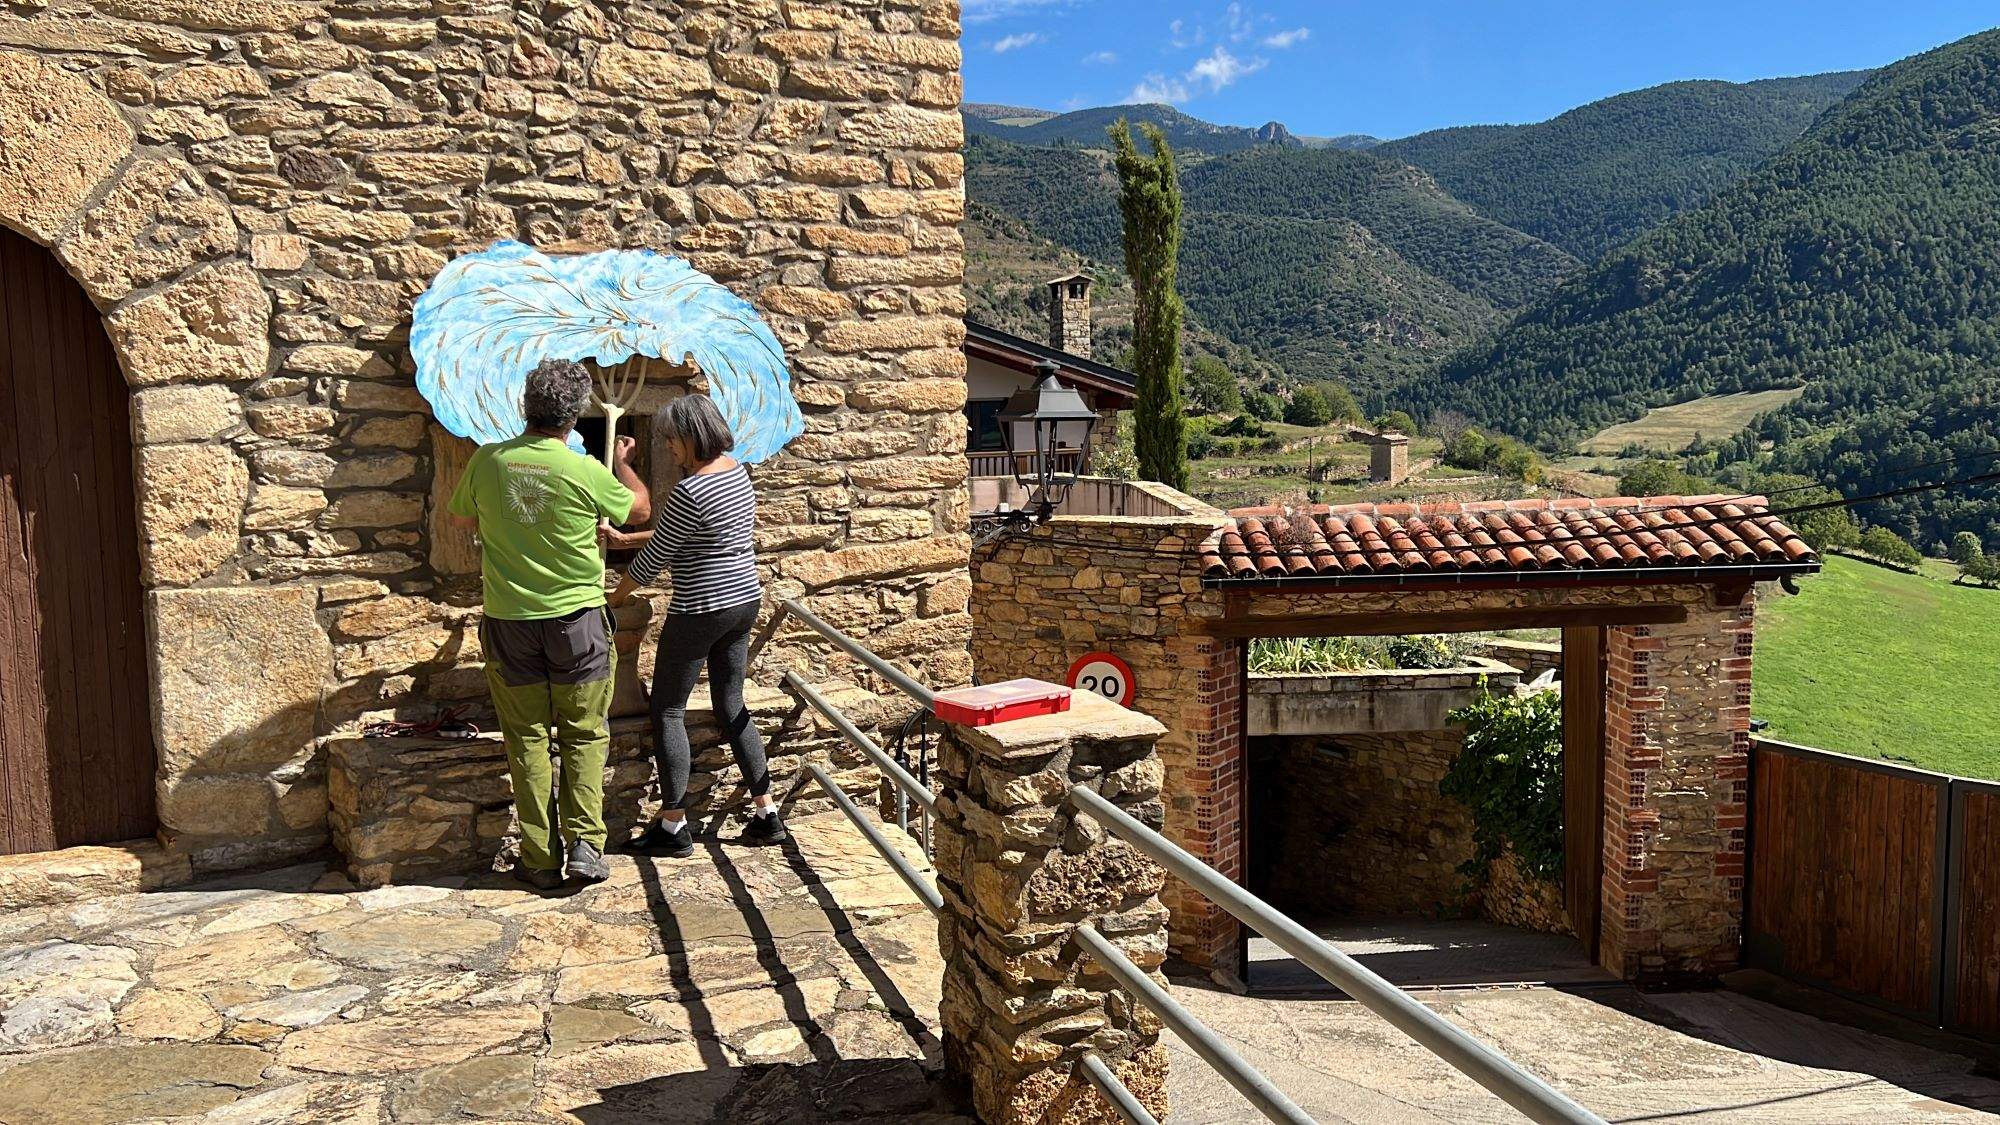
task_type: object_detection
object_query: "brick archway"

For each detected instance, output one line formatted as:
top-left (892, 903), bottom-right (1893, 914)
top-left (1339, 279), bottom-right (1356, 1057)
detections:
top-left (0, 49), bottom-right (281, 861)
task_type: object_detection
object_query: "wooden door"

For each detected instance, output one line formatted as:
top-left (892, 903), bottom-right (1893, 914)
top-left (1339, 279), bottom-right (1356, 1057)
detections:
top-left (1561, 626), bottom-right (1606, 960)
top-left (0, 225), bottom-right (155, 854)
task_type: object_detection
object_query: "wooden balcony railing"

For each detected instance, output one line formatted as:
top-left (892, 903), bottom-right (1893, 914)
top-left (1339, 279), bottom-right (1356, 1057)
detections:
top-left (966, 447), bottom-right (1085, 479)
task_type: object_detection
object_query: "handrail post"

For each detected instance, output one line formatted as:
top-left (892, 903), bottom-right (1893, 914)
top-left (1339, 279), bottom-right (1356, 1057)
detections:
top-left (932, 692), bottom-right (1174, 1125)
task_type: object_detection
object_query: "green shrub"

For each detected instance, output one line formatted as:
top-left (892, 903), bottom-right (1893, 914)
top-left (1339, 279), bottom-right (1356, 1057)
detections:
top-left (1859, 526), bottom-right (1922, 571)
top-left (1373, 409), bottom-right (1418, 436)
top-left (1284, 385), bottom-right (1334, 427)
top-left (1443, 687), bottom-right (1565, 885)
top-left (1244, 391), bottom-right (1283, 422)
top-left (1443, 428), bottom-right (1492, 469)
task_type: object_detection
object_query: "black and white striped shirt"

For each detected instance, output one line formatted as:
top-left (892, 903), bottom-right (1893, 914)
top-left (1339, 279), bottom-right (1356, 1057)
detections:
top-left (627, 465), bottom-right (762, 615)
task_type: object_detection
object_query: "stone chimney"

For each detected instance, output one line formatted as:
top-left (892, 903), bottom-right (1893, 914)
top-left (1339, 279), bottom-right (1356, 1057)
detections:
top-left (1047, 271), bottom-right (1092, 358)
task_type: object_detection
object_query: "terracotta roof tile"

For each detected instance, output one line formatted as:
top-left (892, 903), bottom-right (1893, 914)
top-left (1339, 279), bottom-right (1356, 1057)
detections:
top-left (1201, 496), bottom-right (1819, 581)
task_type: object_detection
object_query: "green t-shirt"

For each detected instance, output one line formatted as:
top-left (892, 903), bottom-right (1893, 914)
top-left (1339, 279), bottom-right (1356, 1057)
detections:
top-left (448, 435), bottom-right (635, 620)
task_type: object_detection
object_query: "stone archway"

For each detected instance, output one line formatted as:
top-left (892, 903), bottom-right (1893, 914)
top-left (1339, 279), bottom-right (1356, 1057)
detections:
top-left (0, 50), bottom-right (319, 878)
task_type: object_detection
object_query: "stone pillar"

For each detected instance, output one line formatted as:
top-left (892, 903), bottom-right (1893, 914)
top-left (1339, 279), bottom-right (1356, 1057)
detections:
top-left (1600, 591), bottom-right (1754, 982)
top-left (934, 692), bottom-right (1173, 1125)
top-left (1369, 434), bottom-right (1410, 484)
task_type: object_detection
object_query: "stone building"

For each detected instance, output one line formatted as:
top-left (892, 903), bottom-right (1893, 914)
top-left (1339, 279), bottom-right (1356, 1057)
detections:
top-left (0, 0), bottom-right (974, 898)
top-left (972, 486), bottom-right (1818, 984)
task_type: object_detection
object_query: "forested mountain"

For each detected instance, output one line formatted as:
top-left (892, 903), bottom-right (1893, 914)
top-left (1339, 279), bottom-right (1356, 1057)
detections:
top-left (964, 103), bottom-right (1306, 155)
top-left (1377, 71), bottom-right (1871, 260)
top-left (966, 135), bottom-right (1578, 385)
top-left (1397, 32), bottom-right (2000, 547)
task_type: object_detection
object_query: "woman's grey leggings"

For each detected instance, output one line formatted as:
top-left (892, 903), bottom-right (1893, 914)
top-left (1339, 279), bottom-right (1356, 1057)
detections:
top-left (650, 600), bottom-right (769, 810)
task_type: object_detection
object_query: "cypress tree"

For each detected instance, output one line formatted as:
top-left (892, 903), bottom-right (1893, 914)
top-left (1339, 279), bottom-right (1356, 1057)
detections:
top-left (1109, 119), bottom-right (1188, 489)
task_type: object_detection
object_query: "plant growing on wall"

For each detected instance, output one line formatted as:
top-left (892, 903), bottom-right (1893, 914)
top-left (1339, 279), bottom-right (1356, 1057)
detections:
top-left (1109, 120), bottom-right (1189, 490)
top-left (1442, 686), bottom-right (1565, 888)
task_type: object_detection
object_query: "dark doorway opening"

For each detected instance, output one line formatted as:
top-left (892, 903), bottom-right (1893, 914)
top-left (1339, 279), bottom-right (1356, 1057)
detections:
top-left (1238, 627), bottom-right (1607, 992)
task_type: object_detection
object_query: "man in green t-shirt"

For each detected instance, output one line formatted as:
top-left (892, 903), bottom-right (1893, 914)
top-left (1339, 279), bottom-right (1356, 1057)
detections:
top-left (446, 358), bottom-right (651, 889)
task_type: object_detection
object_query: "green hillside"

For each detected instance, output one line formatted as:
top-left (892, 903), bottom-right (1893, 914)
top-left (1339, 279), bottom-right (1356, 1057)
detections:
top-left (966, 135), bottom-right (1578, 386)
top-left (964, 102), bottom-right (1300, 154)
top-left (1398, 31), bottom-right (2000, 547)
top-left (1378, 71), bottom-right (1871, 260)
top-left (1755, 556), bottom-right (2000, 780)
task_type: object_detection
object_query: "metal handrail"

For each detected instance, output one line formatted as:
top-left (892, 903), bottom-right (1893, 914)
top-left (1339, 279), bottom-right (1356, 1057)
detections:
top-left (1076, 1052), bottom-right (1160, 1125)
top-left (775, 598), bottom-right (936, 707)
top-left (1070, 785), bottom-right (1606, 1125)
top-left (768, 603), bottom-right (1600, 1124)
top-left (803, 761), bottom-right (941, 916)
top-left (783, 671), bottom-right (937, 814)
top-left (1077, 925), bottom-right (1313, 1125)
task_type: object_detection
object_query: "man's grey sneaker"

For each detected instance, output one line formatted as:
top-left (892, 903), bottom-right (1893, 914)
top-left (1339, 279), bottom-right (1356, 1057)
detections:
top-left (513, 862), bottom-right (564, 891)
top-left (743, 809), bottom-right (788, 844)
top-left (629, 818), bottom-right (695, 859)
top-left (565, 839), bottom-right (610, 884)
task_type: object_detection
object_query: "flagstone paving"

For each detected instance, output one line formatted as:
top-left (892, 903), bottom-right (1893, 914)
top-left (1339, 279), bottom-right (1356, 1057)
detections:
top-left (0, 811), bottom-right (964, 1125)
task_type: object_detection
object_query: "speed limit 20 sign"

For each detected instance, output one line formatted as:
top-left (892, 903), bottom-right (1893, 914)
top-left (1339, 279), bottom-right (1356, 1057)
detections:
top-left (1065, 651), bottom-right (1135, 708)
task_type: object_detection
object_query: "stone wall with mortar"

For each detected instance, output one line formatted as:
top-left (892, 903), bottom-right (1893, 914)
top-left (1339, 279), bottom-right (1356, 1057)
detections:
top-left (1254, 730), bottom-right (1476, 918)
top-left (1252, 730), bottom-right (1574, 934)
top-left (0, 0), bottom-right (971, 881)
top-left (969, 488), bottom-right (1244, 971)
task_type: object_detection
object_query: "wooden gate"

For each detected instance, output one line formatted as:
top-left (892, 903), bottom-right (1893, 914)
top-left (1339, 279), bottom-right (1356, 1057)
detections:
top-left (1945, 779), bottom-right (2000, 1038)
top-left (1746, 740), bottom-right (1948, 1021)
top-left (0, 225), bottom-right (156, 855)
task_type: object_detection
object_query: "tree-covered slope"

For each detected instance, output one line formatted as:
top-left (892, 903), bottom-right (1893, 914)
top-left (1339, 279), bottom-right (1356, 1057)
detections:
top-left (1378, 71), bottom-right (1872, 260)
top-left (1399, 32), bottom-right (2000, 546)
top-left (965, 135), bottom-right (1579, 386)
top-left (965, 103), bottom-right (1303, 155)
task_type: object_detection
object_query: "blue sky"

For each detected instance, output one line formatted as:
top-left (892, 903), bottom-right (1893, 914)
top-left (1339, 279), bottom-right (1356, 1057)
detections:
top-left (961, 1), bottom-right (2000, 139)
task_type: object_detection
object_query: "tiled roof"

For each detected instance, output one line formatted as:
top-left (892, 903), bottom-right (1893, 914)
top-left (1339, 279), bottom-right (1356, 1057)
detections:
top-left (1202, 496), bottom-right (1819, 581)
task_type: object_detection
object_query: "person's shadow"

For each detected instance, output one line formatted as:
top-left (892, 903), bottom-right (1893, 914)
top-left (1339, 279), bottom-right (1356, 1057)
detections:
top-left (570, 812), bottom-right (964, 1123)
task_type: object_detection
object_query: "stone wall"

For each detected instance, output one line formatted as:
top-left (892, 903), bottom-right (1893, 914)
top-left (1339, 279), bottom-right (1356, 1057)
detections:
top-left (0, 0), bottom-right (972, 878)
top-left (328, 679), bottom-right (893, 886)
top-left (969, 486), bottom-right (1241, 970)
top-left (1253, 731), bottom-right (1476, 918)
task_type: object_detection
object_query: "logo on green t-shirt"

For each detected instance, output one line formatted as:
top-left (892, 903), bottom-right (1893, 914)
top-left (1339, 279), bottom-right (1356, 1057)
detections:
top-left (503, 464), bottom-right (557, 522)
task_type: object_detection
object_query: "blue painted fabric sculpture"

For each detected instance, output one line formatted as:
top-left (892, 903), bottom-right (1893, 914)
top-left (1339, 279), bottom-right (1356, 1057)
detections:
top-left (411, 240), bottom-right (803, 464)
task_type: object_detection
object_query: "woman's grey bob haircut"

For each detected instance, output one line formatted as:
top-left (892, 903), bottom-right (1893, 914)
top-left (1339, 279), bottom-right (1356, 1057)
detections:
top-left (658, 394), bottom-right (736, 463)
top-left (522, 358), bottom-right (594, 430)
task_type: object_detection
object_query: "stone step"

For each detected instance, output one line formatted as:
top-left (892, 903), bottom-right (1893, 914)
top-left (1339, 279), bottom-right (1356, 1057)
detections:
top-left (0, 838), bottom-right (192, 911)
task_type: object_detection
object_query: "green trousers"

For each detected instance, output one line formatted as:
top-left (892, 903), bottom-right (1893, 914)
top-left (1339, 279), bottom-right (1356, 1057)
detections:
top-left (481, 609), bottom-right (615, 870)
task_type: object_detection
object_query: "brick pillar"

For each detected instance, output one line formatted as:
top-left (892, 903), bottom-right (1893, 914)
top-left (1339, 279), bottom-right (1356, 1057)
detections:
top-left (1160, 633), bottom-right (1245, 974)
top-left (1600, 591), bottom-right (1754, 982)
top-left (934, 693), bottom-right (1173, 1125)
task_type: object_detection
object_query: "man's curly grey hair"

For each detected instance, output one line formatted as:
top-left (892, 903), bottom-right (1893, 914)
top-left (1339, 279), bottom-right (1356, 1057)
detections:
top-left (522, 357), bottom-right (594, 430)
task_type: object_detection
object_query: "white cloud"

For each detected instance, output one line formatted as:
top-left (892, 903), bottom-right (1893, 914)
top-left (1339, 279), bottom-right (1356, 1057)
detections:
top-left (992, 31), bottom-right (1044, 53)
top-left (1082, 49), bottom-right (1118, 65)
top-left (1261, 27), bottom-right (1310, 49)
top-left (1226, 2), bottom-right (1253, 41)
top-left (1188, 45), bottom-right (1264, 91)
top-left (1127, 73), bottom-right (1190, 104)
top-left (1125, 45), bottom-right (1264, 105)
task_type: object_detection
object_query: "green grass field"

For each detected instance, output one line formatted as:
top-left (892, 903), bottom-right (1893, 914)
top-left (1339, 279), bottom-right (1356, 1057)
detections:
top-left (1581, 387), bottom-right (1806, 454)
top-left (1754, 555), bottom-right (2000, 779)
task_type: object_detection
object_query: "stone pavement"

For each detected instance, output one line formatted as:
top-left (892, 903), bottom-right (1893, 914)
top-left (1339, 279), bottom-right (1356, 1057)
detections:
top-left (0, 811), bottom-right (965, 1125)
top-left (1164, 978), bottom-right (2000, 1122)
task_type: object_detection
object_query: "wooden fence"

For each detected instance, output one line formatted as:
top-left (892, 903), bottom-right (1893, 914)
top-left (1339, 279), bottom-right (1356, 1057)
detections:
top-left (1746, 738), bottom-right (1999, 1040)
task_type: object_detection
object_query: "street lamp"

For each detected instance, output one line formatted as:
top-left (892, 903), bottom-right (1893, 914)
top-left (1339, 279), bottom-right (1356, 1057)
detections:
top-left (999, 359), bottom-right (1099, 518)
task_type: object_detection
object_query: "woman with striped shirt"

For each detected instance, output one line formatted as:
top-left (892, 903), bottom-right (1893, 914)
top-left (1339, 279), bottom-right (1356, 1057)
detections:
top-left (606, 395), bottom-right (780, 856)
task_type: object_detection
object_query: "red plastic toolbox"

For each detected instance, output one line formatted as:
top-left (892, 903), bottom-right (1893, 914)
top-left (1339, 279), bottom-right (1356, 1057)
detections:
top-left (931, 678), bottom-right (1072, 727)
